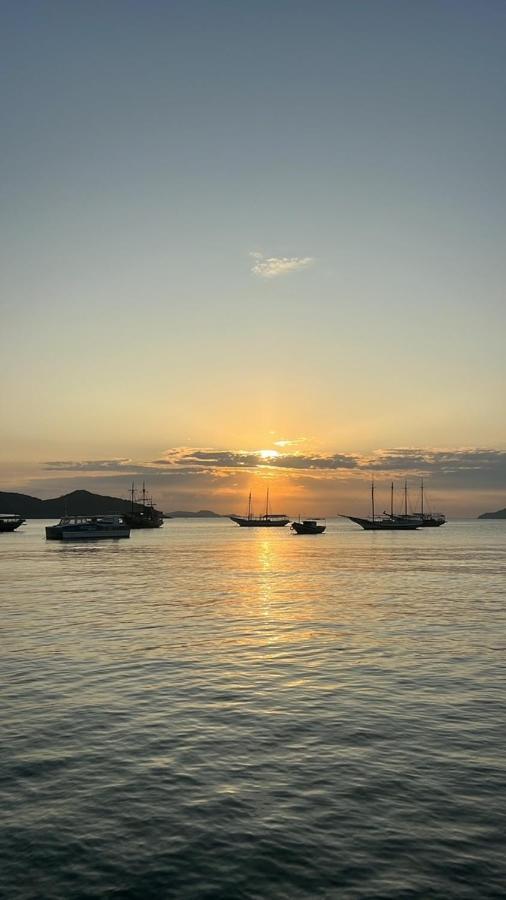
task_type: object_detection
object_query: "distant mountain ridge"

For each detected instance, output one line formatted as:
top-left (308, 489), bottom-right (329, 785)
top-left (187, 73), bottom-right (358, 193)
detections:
top-left (0, 489), bottom-right (150, 518)
top-left (478, 508), bottom-right (506, 519)
top-left (167, 510), bottom-right (222, 518)
top-left (0, 490), bottom-right (222, 519)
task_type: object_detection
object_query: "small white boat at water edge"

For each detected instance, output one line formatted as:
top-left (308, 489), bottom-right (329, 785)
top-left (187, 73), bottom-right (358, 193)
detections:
top-left (45, 515), bottom-right (130, 541)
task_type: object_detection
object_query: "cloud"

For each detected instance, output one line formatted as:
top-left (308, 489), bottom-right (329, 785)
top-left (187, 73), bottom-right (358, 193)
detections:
top-left (365, 447), bottom-right (506, 476)
top-left (44, 458), bottom-right (134, 472)
top-left (16, 445), bottom-right (498, 517)
top-left (42, 447), bottom-right (506, 492)
top-left (272, 453), bottom-right (358, 470)
top-left (250, 252), bottom-right (314, 278)
top-left (154, 449), bottom-right (359, 471)
top-left (273, 438), bottom-right (307, 448)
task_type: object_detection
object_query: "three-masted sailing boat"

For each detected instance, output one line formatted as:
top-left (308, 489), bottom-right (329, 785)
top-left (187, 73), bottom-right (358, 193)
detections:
top-left (388, 479), bottom-right (446, 527)
top-left (342, 481), bottom-right (421, 530)
top-left (230, 489), bottom-right (289, 527)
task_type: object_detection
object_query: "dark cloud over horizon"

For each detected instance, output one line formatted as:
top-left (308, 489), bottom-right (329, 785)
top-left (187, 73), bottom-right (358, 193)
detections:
top-left (42, 446), bottom-right (506, 487)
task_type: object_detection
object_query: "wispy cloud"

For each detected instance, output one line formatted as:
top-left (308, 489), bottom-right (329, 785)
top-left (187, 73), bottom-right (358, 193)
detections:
top-left (45, 458), bottom-right (134, 472)
top-left (250, 252), bottom-right (314, 278)
top-left (273, 438), bottom-right (307, 448)
top-left (365, 447), bottom-right (506, 476)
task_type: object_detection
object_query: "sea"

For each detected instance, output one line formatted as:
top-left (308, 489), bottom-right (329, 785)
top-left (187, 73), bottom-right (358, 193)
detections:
top-left (1, 518), bottom-right (505, 900)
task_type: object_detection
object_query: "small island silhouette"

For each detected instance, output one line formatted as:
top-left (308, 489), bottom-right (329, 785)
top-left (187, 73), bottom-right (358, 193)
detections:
top-left (478, 507), bottom-right (506, 519)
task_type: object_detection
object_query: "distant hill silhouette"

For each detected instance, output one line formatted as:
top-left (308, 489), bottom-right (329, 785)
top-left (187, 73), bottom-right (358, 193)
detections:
top-left (0, 490), bottom-right (223, 519)
top-left (166, 510), bottom-right (222, 518)
top-left (0, 489), bottom-right (147, 518)
top-left (478, 508), bottom-right (506, 519)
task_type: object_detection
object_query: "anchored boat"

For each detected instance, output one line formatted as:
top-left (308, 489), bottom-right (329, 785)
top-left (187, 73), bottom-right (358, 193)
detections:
top-left (343, 482), bottom-right (421, 531)
top-left (230, 490), bottom-right (289, 527)
top-left (45, 515), bottom-right (130, 541)
top-left (0, 514), bottom-right (25, 533)
top-left (291, 518), bottom-right (326, 535)
top-left (389, 479), bottom-right (446, 527)
top-left (122, 482), bottom-right (164, 529)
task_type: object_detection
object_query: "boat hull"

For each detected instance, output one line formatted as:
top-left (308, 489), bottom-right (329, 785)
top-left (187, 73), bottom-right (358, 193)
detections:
top-left (45, 526), bottom-right (130, 540)
top-left (122, 513), bottom-right (163, 529)
top-left (229, 516), bottom-right (289, 527)
top-left (346, 516), bottom-right (420, 531)
top-left (291, 522), bottom-right (326, 534)
top-left (392, 514), bottom-right (446, 527)
top-left (0, 516), bottom-right (25, 532)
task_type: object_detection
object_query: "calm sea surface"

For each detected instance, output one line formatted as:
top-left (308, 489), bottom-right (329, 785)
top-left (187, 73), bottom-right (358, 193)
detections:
top-left (1, 518), bottom-right (505, 899)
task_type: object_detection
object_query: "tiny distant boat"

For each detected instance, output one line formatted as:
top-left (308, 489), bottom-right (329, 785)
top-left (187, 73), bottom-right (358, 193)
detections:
top-left (291, 518), bottom-right (326, 535)
top-left (343, 482), bottom-right (421, 531)
top-left (0, 514), bottom-right (25, 533)
top-left (230, 490), bottom-right (289, 527)
top-left (122, 482), bottom-right (164, 529)
top-left (45, 515), bottom-right (130, 541)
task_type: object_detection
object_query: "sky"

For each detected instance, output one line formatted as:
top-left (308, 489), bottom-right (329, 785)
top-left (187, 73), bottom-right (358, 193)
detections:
top-left (1, 0), bottom-right (505, 515)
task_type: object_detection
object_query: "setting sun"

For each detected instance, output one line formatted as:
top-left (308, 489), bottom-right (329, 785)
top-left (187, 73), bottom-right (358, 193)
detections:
top-left (258, 449), bottom-right (280, 460)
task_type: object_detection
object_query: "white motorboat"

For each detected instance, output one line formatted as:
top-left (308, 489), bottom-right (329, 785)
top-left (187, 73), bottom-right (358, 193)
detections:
top-left (45, 515), bottom-right (130, 541)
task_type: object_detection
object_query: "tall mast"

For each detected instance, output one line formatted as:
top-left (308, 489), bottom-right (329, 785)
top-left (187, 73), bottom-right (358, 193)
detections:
top-left (404, 480), bottom-right (408, 516)
top-left (265, 487), bottom-right (269, 518)
top-left (390, 481), bottom-right (394, 517)
top-left (421, 478), bottom-right (424, 516)
top-left (142, 481), bottom-right (146, 506)
top-left (248, 491), bottom-right (252, 520)
top-left (371, 479), bottom-right (375, 522)
top-left (130, 482), bottom-right (135, 513)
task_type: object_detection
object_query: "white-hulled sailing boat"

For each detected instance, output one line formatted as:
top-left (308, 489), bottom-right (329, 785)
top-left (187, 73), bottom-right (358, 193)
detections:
top-left (230, 489), bottom-right (289, 527)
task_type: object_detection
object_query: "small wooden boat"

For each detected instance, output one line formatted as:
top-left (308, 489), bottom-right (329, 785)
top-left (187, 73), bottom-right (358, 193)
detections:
top-left (291, 518), bottom-right (326, 535)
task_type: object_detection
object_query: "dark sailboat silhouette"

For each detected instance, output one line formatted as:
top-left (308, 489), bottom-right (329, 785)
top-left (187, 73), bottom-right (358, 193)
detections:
top-left (230, 489), bottom-right (289, 527)
top-left (342, 481), bottom-right (421, 530)
top-left (291, 518), bottom-right (326, 534)
top-left (122, 482), bottom-right (164, 529)
top-left (388, 479), bottom-right (446, 527)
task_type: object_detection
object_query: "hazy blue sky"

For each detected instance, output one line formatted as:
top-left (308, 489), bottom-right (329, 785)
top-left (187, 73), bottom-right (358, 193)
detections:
top-left (1, 1), bottom-right (505, 512)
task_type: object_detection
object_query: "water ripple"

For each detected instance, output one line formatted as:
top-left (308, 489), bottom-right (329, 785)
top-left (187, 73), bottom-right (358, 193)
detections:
top-left (1, 519), bottom-right (505, 898)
